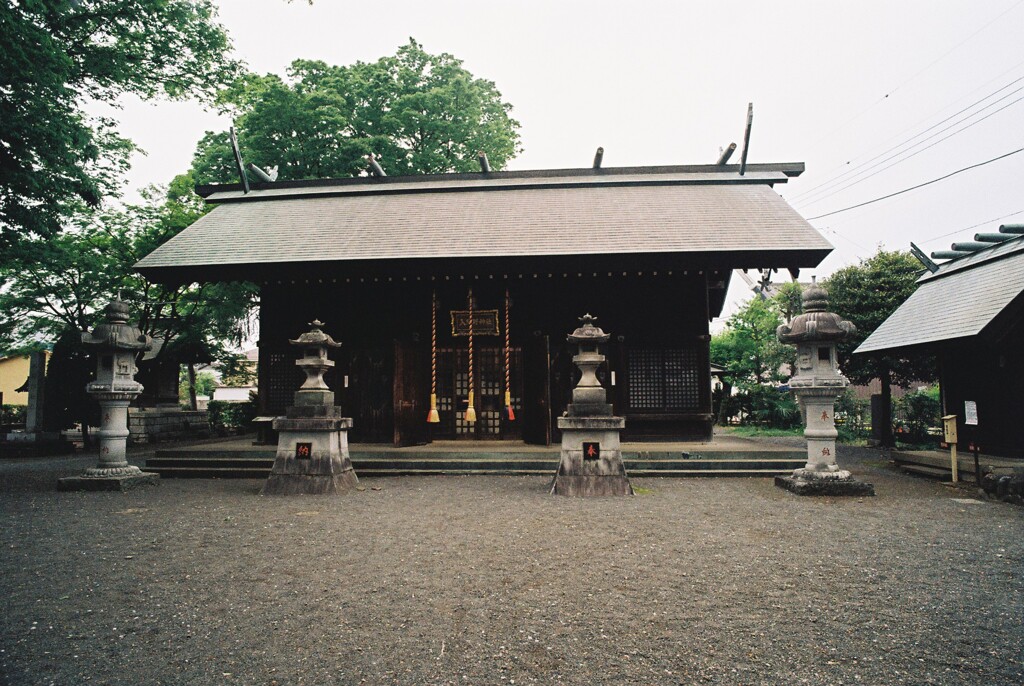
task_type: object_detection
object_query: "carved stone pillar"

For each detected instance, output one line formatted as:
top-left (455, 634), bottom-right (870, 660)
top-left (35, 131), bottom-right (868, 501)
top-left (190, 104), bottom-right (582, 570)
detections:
top-left (775, 283), bottom-right (874, 496)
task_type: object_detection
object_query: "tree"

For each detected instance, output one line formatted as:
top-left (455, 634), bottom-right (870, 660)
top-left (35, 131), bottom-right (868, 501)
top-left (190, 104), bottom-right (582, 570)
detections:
top-left (823, 249), bottom-right (935, 446)
top-left (192, 39), bottom-right (522, 184)
top-left (0, 181), bottom-right (258, 427)
top-left (711, 294), bottom-right (798, 426)
top-left (0, 1), bottom-right (241, 248)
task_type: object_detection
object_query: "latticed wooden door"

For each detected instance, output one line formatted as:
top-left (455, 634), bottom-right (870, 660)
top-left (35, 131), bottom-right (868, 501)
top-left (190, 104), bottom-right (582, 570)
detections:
top-left (434, 346), bottom-right (522, 439)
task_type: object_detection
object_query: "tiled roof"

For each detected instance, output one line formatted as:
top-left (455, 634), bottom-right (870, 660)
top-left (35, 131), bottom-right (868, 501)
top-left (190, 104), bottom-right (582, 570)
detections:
top-left (856, 236), bottom-right (1024, 353)
top-left (135, 166), bottom-right (831, 276)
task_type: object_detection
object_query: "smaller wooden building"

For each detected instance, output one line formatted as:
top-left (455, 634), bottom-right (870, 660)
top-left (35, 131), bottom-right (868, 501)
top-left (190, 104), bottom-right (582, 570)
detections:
top-left (857, 227), bottom-right (1024, 458)
top-left (136, 163), bottom-right (832, 446)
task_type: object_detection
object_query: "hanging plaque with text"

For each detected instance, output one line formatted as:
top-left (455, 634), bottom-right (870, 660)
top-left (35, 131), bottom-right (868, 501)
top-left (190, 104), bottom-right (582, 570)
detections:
top-left (450, 310), bottom-right (500, 336)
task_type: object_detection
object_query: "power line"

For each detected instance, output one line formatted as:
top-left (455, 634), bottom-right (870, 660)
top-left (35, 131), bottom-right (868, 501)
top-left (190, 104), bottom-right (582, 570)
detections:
top-left (805, 146), bottom-right (1024, 221)
top-left (790, 72), bottom-right (1024, 204)
top-left (800, 0), bottom-right (1024, 153)
top-left (795, 57), bottom-right (1024, 197)
top-left (917, 208), bottom-right (1024, 246)
top-left (797, 92), bottom-right (1024, 208)
top-left (882, 0), bottom-right (1024, 101)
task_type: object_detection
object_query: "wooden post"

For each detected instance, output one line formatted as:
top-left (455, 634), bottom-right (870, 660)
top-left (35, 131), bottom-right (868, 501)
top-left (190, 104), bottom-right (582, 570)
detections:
top-left (739, 104), bottom-right (753, 176)
top-left (942, 415), bottom-right (958, 482)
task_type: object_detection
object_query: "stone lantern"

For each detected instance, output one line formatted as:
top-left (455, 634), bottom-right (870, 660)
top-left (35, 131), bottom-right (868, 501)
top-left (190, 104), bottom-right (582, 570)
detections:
top-left (550, 314), bottom-right (633, 496)
top-left (261, 320), bottom-right (358, 495)
top-left (58, 299), bottom-right (158, 491)
top-left (774, 282), bottom-right (874, 496)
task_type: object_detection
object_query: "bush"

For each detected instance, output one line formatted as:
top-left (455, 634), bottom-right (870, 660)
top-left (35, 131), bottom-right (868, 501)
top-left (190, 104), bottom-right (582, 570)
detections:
top-left (894, 387), bottom-right (941, 446)
top-left (207, 400), bottom-right (257, 433)
top-left (2, 404), bottom-right (27, 426)
top-left (835, 389), bottom-right (869, 442)
top-left (748, 385), bottom-right (801, 429)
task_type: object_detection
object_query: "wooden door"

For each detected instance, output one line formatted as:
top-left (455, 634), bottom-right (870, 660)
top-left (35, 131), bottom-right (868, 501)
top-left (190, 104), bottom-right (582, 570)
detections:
top-left (522, 334), bottom-right (551, 446)
top-left (393, 339), bottom-right (428, 447)
top-left (348, 347), bottom-right (392, 443)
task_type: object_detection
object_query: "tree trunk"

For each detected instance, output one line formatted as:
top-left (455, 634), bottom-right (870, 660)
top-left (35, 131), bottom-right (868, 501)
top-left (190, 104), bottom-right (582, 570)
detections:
top-left (879, 359), bottom-right (895, 448)
top-left (187, 363), bottom-right (198, 411)
top-left (716, 381), bottom-right (733, 425)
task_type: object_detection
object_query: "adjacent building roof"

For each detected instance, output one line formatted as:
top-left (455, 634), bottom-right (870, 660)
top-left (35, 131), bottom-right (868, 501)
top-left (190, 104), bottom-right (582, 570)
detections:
top-left (135, 163), bottom-right (832, 282)
top-left (856, 235), bottom-right (1024, 354)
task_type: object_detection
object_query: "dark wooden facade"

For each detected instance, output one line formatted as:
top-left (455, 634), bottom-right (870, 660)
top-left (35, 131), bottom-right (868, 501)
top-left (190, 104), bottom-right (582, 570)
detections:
top-left (258, 268), bottom-right (717, 445)
top-left (937, 339), bottom-right (1024, 459)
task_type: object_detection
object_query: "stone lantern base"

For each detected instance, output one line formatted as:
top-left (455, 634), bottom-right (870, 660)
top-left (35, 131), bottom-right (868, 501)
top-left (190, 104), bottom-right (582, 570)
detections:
top-left (775, 469), bottom-right (874, 497)
top-left (261, 411), bottom-right (358, 495)
top-left (550, 416), bottom-right (633, 497)
top-left (58, 466), bottom-right (159, 492)
top-left (58, 393), bottom-right (159, 491)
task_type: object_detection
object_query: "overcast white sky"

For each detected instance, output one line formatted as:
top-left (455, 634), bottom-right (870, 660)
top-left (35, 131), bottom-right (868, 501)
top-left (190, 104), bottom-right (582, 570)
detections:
top-left (103, 0), bottom-right (1024, 324)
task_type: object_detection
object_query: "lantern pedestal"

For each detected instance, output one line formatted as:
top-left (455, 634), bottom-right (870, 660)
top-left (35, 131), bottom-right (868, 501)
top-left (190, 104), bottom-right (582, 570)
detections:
top-left (550, 315), bottom-right (632, 497)
top-left (58, 395), bottom-right (160, 492)
top-left (262, 409), bottom-right (358, 495)
top-left (551, 416), bottom-right (633, 496)
top-left (261, 321), bottom-right (358, 496)
top-left (774, 471), bottom-right (876, 497)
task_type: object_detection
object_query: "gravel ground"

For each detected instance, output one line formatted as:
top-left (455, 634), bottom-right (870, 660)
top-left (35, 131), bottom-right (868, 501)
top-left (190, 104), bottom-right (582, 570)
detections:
top-left (1, 444), bottom-right (1023, 686)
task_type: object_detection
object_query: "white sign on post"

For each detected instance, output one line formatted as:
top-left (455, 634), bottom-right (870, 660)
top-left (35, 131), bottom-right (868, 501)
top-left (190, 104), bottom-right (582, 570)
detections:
top-left (964, 400), bottom-right (978, 426)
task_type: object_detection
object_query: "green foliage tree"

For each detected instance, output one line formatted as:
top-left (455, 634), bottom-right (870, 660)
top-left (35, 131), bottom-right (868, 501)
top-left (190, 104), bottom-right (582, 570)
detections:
top-left (192, 39), bottom-right (522, 184)
top-left (0, 181), bottom-right (258, 430)
top-left (823, 249), bottom-right (935, 446)
top-left (178, 370), bottom-right (218, 407)
top-left (711, 294), bottom-right (798, 427)
top-left (894, 386), bottom-right (941, 446)
top-left (41, 327), bottom-right (99, 439)
top-left (0, 0), bottom-right (240, 248)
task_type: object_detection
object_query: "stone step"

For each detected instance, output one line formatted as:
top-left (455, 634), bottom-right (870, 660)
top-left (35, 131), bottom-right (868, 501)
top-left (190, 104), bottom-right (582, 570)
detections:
top-left (898, 463), bottom-right (956, 480)
top-left (144, 453), bottom-right (805, 479)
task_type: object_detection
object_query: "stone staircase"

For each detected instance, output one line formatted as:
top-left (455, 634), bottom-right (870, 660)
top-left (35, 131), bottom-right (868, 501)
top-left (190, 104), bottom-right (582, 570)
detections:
top-left (145, 447), bottom-right (805, 479)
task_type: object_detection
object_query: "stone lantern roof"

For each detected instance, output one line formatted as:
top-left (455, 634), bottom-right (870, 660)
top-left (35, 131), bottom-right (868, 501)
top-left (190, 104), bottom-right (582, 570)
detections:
top-left (81, 299), bottom-right (152, 351)
top-left (567, 314), bottom-right (610, 344)
top-left (776, 283), bottom-right (856, 344)
top-left (289, 320), bottom-right (341, 349)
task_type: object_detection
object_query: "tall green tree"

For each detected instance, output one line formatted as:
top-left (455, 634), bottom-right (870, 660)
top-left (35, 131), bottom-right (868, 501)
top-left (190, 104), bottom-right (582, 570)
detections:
top-left (192, 39), bottom-right (522, 184)
top-left (0, 0), bottom-right (241, 248)
top-left (824, 249), bottom-right (935, 446)
top-left (711, 293), bottom-right (799, 427)
top-left (0, 180), bottom-right (259, 424)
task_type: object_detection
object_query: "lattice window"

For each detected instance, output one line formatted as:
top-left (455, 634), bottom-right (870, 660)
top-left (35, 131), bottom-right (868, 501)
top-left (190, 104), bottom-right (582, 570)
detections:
top-left (264, 351), bottom-right (303, 415)
top-left (628, 348), bottom-right (701, 412)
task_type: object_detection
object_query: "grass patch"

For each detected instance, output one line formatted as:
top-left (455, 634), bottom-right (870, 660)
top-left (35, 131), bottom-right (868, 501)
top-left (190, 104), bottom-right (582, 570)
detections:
top-left (721, 425), bottom-right (803, 438)
top-left (632, 486), bottom-right (653, 495)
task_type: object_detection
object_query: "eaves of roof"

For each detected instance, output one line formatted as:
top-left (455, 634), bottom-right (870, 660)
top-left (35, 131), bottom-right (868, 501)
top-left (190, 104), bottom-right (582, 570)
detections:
top-left (856, 239), bottom-right (1024, 355)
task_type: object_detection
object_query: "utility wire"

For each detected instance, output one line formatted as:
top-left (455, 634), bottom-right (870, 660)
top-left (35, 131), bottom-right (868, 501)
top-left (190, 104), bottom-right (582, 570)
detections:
top-left (797, 92), bottom-right (1024, 208)
top-left (805, 147), bottom-right (1024, 221)
top-left (795, 57), bottom-right (1024, 196)
top-left (800, 0), bottom-right (1024, 153)
top-left (790, 72), bottom-right (1024, 203)
top-left (882, 0), bottom-right (1024, 101)
top-left (917, 208), bottom-right (1024, 246)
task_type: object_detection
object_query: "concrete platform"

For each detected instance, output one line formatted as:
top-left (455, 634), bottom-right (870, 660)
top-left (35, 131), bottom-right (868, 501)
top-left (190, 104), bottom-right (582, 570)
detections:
top-left (145, 434), bottom-right (807, 478)
top-left (892, 447), bottom-right (1023, 483)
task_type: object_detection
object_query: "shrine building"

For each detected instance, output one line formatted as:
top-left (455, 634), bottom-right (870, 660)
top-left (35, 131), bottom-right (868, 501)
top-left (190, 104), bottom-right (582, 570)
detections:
top-left (135, 162), bottom-right (832, 446)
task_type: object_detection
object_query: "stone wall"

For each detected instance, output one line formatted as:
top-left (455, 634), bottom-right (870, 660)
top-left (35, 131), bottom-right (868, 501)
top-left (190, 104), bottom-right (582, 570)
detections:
top-left (128, 408), bottom-right (210, 444)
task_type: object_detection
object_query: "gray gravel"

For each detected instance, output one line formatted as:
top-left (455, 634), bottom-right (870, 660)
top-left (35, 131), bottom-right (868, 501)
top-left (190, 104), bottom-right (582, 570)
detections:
top-left (2, 445), bottom-right (1023, 685)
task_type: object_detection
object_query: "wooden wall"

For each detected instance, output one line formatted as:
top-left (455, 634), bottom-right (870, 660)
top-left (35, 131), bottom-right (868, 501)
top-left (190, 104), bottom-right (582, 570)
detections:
top-left (258, 268), bottom-right (715, 443)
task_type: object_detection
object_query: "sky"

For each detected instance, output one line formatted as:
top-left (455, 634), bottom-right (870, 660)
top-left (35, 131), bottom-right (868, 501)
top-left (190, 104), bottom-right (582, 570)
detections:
top-left (100, 0), bottom-right (1024, 326)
